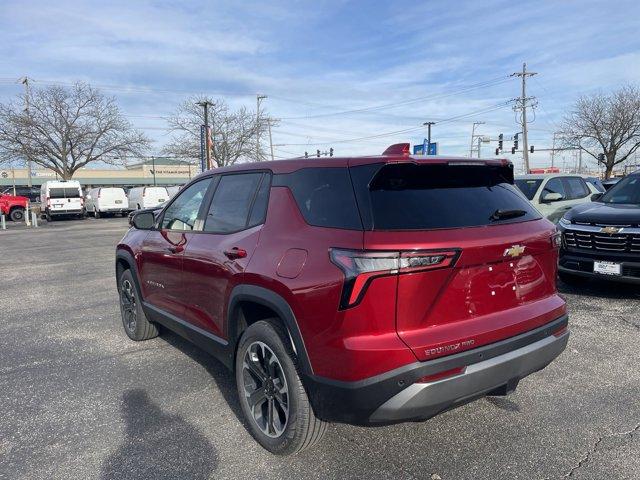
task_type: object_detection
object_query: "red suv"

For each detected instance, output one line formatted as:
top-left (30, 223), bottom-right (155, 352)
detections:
top-left (116, 144), bottom-right (568, 454)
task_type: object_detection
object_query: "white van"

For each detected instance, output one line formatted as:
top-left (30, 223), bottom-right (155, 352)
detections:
top-left (40, 180), bottom-right (84, 221)
top-left (127, 186), bottom-right (168, 210)
top-left (84, 187), bottom-right (128, 218)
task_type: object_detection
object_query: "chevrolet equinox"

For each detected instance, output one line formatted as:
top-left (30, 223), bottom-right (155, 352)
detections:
top-left (115, 143), bottom-right (569, 455)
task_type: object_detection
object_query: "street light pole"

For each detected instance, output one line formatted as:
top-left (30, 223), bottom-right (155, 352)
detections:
top-left (151, 156), bottom-right (156, 186)
top-left (423, 121), bottom-right (436, 154)
top-left (256, 94), bottom-right (267, 161)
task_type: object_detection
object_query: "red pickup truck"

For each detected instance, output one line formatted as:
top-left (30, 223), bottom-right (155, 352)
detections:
top-left (0, 192), bottom-right (29, 221)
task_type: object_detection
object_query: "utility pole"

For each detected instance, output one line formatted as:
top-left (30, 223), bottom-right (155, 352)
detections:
top-left (423, 121), bottom-right (436, 154)
top-left (511, 63), bottom-right (537, 174)
top-left (196, 100), bottom-right (214, 170)
top-left (470, 121), bottom-right (485, 157)
top-left (256, 94), bottom-right (267, 161)
top-left (22, 77), bottom-right (33, 187)
top-left (267, 118), bottom-right (274, 161)
top-left (550, 132), bottom-right (559, 168)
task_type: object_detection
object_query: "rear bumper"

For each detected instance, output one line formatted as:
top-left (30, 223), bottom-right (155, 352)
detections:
top-left (303, 314), bottom-right (568, 426)
top-left (48, 209), bottom-right (84, 216)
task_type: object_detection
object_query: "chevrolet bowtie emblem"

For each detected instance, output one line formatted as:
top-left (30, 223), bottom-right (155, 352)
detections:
top-left (600, 226), bottom-right (621, 234)
top-left (504, 245), bottom-right (526, 258)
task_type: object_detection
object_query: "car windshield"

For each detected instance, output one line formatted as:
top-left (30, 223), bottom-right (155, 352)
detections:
top-left (599, 175), bottom-right (640, 205)
top-left (514, 179), bottom-right (543, 200)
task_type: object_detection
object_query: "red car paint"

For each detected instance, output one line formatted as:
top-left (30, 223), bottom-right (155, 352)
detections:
top-left (0, 193), bottom-right (28, 220)
top-left (118, 151), bottom-right (566, 385)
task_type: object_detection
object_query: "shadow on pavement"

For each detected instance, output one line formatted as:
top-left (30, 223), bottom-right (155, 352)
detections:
top-left (557, 277), bottom-right (640, 300)
top-left (159, 330), bottom-right (245, 425)
top-left (101, 388), bottom-right (217, 480)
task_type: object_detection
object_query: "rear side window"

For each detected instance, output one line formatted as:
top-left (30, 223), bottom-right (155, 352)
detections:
top-left (274, 167), bottom-right (362, 230)
top-left (351, 163), bottom-right (540, 230)
top-left (204, 173), bottom-right (264, 233)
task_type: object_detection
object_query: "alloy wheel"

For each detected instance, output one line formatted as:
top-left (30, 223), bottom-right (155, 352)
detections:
top-left (242, 341), bottom-right (289, 438)
top-left (120, 279), bottom-right (137, 333)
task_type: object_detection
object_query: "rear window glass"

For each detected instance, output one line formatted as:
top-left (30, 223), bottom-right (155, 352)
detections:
top-left (273, 167), bottom-right (362, 230)
top-left (204, 173), bottom-right (263, 233)
top-left (351, 163), bottom-right (540, 230)
top-left (49, 188), bottom-right (81, 198)
top-left (514, 179), bottom-right (543, 200)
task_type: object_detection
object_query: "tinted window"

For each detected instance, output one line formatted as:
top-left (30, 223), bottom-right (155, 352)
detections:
top-left (161, 178), bottom-right (211, 231)
top-left (275, 167), bottom-right (362, 230)
top-left (600, 175), bottom-right (640, 204)
top-left (514, 179), bottom-right (543, 200)
top-left (351, 163), bottom-right (539, 230)
top-left (205, 173), bottom-right (263, 233)
top-left (564, 177), bottom-right (589, 199)
top-left (543, 178), bottom-right (566, 199)
top-left (49, 188), bottom-right (80, 198)
top-left (247, 174), bottom-right (271, 227)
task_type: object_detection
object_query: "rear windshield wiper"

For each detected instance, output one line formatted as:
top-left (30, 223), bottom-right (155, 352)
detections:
top-left (490, 209), bottom-right (527, 222)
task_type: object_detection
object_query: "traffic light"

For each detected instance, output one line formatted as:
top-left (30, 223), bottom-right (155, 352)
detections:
top-left (513, 133), bottom-right (519, 151)
top-left (329, 148), bottom-right (334, 157)
top-left (495, 147), bottom-right (499, 155)
top-left (304, 151), bottom-right (308, 158)
top-left (598, 153), bottom-right (605, 162)
top-left (498, 133), bottom-right (503, 151)
top-left (511, 146), bottom-right (516, 154)
top-left (316, 149), bottom-right (321, 158)
top-left (530, 145), bottom-right (534, 153)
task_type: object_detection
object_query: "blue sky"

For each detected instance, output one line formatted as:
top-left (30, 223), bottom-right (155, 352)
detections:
top-left (1, 0), bottom-right (639, 171)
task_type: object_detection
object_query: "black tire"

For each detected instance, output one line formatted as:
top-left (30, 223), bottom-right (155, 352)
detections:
top-left (45, 210), bottom-right (52, 222)
top-left (558, 271), bottom-right (586, 285)
top-left (118, 269), bottom-right (159, 341)
top-left (9, 208), bottom-right (24, 222)
top-left (235, 320), bottom-right (327, 455)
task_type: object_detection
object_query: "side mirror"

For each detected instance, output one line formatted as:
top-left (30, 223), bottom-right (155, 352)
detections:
top-left (540, 191), bottom-right (563, 203)
top-left (591, 193), bottom-right (603, 202)
top-left (131, 211), bottom-right (155, 230)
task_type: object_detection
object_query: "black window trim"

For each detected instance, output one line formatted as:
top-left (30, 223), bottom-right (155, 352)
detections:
top-left (200, 170), bottom-right (272, 235)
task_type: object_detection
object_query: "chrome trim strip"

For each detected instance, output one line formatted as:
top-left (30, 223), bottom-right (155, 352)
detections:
top-left (564, 224), bottom-right (640, 234)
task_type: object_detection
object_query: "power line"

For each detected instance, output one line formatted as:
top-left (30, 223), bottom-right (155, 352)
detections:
top-left (280, 76), bottom-right (511, 120)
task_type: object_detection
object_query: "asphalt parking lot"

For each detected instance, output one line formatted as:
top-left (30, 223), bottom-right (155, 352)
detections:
top-left (1, 218), bottom-right (639, 480)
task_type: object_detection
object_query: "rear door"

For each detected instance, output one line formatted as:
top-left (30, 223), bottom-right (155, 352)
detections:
top-left (181, 172), bottom-right (269, 338)
top-left (138, 177), bottom-right (214, 318)
top-left (350, 161), bottom-right (564, 361)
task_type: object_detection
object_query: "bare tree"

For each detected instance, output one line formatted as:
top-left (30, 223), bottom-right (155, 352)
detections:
top-left (561, 85), bottom-right (640, 178)
top-left (0, 82), bottom-right (149, 179)
top-left (163, 96), bottom-right (271, 168)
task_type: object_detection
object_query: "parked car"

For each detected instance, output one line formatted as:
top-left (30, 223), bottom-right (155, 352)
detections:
top-left (514, 174), bottom-right (598, 223)
top-left (1, 186), bottom-right (41, 203)
top-left (558, 171), bottom-right (640, 284)
top-left (0, 192), bottom-right (29, 221)
top-left (127, 186), bottom-right (168, 210)
top-left (582, 176), bottom-right (605, 193)
top-left (40, 180), bottom-right (84, 221)
top-left (602, 177), bottom-right (621, 190)
top-left (116, 144), bottom-right (569, 455)
top-left (84, 187), bottom-right (129, 218)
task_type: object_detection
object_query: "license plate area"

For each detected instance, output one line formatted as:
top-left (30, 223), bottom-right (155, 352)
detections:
top-left (115, 200), bottom-right (123, 204)
top-left (593, 261), bottom-right (621, 276)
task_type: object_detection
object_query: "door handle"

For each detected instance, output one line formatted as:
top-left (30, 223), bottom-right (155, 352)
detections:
top-left (224, 247), bottom-right (247, 259)
top-left (167, 245), bottom-right (184, 254)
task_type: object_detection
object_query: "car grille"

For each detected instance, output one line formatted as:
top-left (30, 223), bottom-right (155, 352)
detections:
top-left (563, 230), bottom-right (640, 253)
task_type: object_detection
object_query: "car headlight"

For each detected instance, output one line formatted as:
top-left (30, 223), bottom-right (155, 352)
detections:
top-left (559, 216), bottom-right (571, 226)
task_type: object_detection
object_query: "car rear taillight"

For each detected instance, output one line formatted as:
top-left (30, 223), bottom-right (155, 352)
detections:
top-left (46, 196), bottom-right (50, 207)
top-left (329, 248), bottom-right (459, 309)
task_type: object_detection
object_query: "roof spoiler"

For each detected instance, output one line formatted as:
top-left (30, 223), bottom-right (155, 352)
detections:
top-left (382, 143), bottom-right (410, 156)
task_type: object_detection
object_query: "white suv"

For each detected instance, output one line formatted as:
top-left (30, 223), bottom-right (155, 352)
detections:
top-left (515, 174), bottom-right (599, 223)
